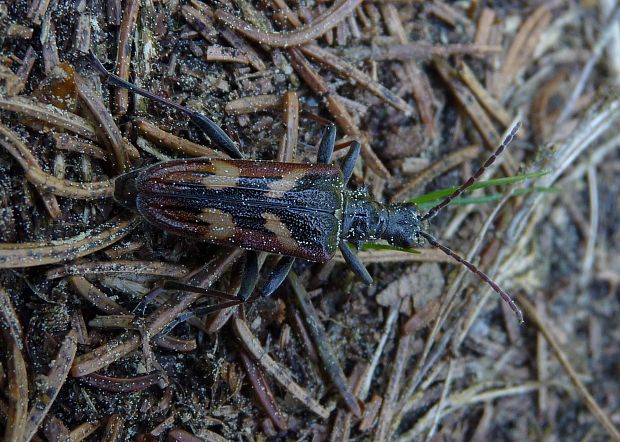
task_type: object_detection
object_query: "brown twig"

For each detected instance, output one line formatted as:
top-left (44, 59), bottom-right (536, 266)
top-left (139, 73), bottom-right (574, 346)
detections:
top-left (24, 330), bottom-right (78, 442)
top-left (0, 96), bottom-right (97, 140)
top-left (380, 4), bottom-right (436, 138)
top-left (300, 44), bottom-right (414, 114)
top-left (80, 372), bottom-right (164, 393)
top-left (75, 71), bottom-right (129, 172)
top-left (238, 351), bottom-right (288, 431)
top-left (519, 297), bottom-right (620, 441)
top-left (4, 342), bottom-right (28, 442)
top-left (276, 90), bottom-right (299, 162)
top-left (215, 0), bottom-right (363, 48)
top-left (287, 47), bottom-right (389, 177)
top-left (47, 260), bottom-right (189, 280)
top-left (288, 271), bottom-right (361, 418)
top-left (390, 145), bottom-right (482, 203)
top-left (114, 0), bottom-right (140, 114)
top-left (232, 317), bottom-right (330, 419)
top-left (70, 249), bottom-right (243, 376)
top-left (0, 215), bottom-right (138, 268)
top-left (225, 94), bottom-right (282, 115)
top-left (69, 420), bottom-right (101, 441)
top-left (68, 276), bottom-right (131, 315)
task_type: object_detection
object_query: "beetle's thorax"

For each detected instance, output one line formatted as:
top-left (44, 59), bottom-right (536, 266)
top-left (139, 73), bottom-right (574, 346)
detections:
top-left (342, 189), bottom-right (423, 248)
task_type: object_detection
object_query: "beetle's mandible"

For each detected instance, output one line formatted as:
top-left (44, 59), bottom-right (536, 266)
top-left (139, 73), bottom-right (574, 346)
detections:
top-left (90, 52), bottom-right (523, 323)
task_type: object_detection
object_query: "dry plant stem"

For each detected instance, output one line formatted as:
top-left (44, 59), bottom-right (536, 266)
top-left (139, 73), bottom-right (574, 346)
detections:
top-left (80, 372), bottom-right (163, 392)
top-left (0, 215), bottom-right (138, 268)
top-left (300, 44), bottom-right (413, 114)
top-left (43, 415), bottom-right (71, 441)
top-left (357, 305), bottom-right (399, 400)
top-left (277, 90), bottom-right (299, 162)
top-left (14, 46), bottom-right (37, 95)
top-left (332, 247), bottom-right (456, 264)
top-left (434, 59), bottom-right (501, 149)
top-left (287, 48), bottom-right (390, 178)
top-left (0, 287), bottom-right (25, 349)
top-left (508, 96), bottom-right (620, 243)
top-left (215, 0), bottom-right (362, 48)
top-left (70, 248), bottom-right (242, 376)
top-left (232, 317), bottom-right (330, 419)
top-left (181, 5), bottom-right (217, 43)
top-left (114, 0), bottom-right (139, 114)
top-left (74, 72), bottom-right (129, 172)
top-left (340, 43), bottom-right (501, 61)
top-left (53, 133), bottom-right (110, 160)
top-left (0, 96), bottom-right (97, 139)
top-left (555, 5), bottom-right (620, 128)
top-left (47, 260), bottom-right (189, 279)
top-left (155, 335), bottom-right (196, 352)
top-left (288, 271), bottom-right (362, 418)
top-left (457, 60), bottom-right (512, 127)
top-left (238, 351), bottom-right (288, 431)
top-left (225, 94), bottom-right (281, 114)
top-left (380, 4), bottom-right (436, 138)
top-left (206, 46), bottom-right (250, 64)
top-left (101, 414), bottom-right (124, 442)
top-left (426, 360), bottom-right (454, 441)
top-left (69, 276), bottom-right (131, 315)
top-left (580, 166), bottom-right (599, 286)
top-left (390, 145), bottom-right (481, 203)
top-left (373, 333), bottom-right (413, 442)
top-left (0, 122), bottom-right (112, 200)
top-left (218, 27), bottom-right (267, 72)
top-left (519, 297), bottom-right (620, 441)
top-left (169, 428), bottom-right (229, 442)
top-left (70, 421), bottom-right (101, 441)
top-left (497, 5), bottom-right (551, 95)
top-left (24, 330), bottom-right (78, 442)
top-left (271, 0), bottom-right (302, 27)
top-left (134, 120), bottom-right (225, 158)
top-left (4, 342), bottom-right (28, 442)
top-left (396, 382), bottom-right (542, 442)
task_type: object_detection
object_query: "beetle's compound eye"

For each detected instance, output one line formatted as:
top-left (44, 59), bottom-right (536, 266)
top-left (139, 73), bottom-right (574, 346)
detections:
top-left (383, 203), bottom-right (421, 248)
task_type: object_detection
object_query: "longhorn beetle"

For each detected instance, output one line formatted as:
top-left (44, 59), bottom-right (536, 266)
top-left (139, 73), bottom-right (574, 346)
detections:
top-left (89, 53), bottom-right (523, 323)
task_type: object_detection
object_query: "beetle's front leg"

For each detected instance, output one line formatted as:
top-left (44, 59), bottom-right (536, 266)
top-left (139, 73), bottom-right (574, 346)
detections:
top-left (317, 123), bottom-right (336, 164)
top-left (341, 141), bottom-right (361, 185)
top-left (338, 241), bottom-right (373, 284)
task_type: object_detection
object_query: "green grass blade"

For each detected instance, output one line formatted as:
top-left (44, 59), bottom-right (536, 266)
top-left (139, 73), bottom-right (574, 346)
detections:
top-left (408, 170), bottom-right (549, 205)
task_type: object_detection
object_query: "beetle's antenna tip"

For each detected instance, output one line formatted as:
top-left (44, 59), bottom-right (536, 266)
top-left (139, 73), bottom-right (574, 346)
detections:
top-left (420, 121), bottom-right (522, 222)
top-left (419, 230), bottom-right (524, 323)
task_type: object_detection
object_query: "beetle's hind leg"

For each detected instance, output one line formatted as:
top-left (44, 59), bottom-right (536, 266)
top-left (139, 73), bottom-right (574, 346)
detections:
top-left (339, 241), bottom-right (373, 285)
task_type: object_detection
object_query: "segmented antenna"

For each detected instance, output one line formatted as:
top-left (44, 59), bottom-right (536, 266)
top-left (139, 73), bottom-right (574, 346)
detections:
top-left (421, 122), bottom-right (522, 222)
top-left (419, 231), bottom-right (524, 323)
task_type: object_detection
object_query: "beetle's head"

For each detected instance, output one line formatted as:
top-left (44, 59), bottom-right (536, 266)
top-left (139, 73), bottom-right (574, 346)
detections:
top-left (382, 203), bottom-right (424, 248)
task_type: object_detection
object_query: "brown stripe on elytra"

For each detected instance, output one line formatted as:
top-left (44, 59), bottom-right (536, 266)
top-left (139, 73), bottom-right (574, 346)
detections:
top-left (197, 208), bottom-right (236, 240)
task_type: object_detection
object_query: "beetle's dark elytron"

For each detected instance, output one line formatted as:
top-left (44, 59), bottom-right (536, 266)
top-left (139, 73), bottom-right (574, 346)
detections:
top-left (91, 53), bottom-right (523, 323)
